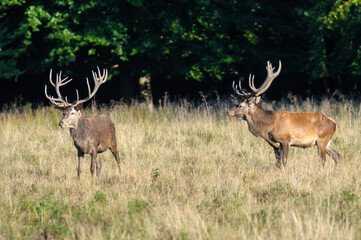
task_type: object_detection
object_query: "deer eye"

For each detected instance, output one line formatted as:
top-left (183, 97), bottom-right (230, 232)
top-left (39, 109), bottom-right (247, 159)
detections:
top-left (70, 112), bottom-right (75, 115)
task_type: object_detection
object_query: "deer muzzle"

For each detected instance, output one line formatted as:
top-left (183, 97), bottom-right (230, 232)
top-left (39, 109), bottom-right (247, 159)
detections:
top-left (227, 108), bottom-right (236, 117)
top-left (59, 120), bottom-right (65, 128)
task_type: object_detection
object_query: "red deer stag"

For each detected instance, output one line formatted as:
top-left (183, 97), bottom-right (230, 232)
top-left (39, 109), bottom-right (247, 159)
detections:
top-left (227, 61), bottom-right (340, 168)
top-left (45, 68), bottom-right (121, 179)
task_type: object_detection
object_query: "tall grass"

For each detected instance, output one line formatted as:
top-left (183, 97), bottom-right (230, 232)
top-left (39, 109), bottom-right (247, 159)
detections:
top-left (0, 98), bottom-right (360, 239)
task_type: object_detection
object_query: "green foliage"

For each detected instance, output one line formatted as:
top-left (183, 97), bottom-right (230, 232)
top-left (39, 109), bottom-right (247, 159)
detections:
top-left (305, 0), bottom-right (361, 83)
top-left (251, 207), bottom-right (283, 227)
top-left (151, 168), bottom-right (160, 181)
top-left (19, 195), bottom-right (69, 238)
top-left (1, 0), bottom-right (361, 94)
top-left (92, 190), bottom-right (108, 205)
top-left (0, 0), bottom-right (128, 78)
top-left (0, 27), bottom-right (22, 79)
top-left (128, 199), bottom-right (150, 215)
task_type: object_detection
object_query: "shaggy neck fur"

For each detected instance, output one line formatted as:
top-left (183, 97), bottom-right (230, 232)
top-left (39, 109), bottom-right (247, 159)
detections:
top-left (244, 104), bottom-right (276, 137)
top-left (70, 115), bottom-right (87, 143)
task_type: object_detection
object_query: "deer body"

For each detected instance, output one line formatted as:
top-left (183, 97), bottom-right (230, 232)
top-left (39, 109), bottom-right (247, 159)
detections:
top-left (46, 68), bottom-right (121, 179)
top-left (65, 114), bottom-right (117, 154)
top-left (70, 116), bottom-right (116, 154)
top-left (227, 61), bottom-right (340, 168)
top-left (241, 104), bottom-right (336, 147)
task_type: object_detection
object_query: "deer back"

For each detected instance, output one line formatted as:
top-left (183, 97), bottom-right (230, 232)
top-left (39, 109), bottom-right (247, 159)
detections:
top-left (271, 111), bottom-right (337, 146)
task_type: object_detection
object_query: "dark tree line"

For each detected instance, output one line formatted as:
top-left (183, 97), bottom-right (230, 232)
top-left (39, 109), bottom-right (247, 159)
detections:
top-left (1, 0), bottom-right (361, 104)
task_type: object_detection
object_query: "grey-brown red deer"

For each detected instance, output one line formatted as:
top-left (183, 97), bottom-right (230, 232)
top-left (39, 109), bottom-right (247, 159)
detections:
top-left (45, 68), bottom-right (121, 179)
top-left (227, 61), bottom-right (340, 168)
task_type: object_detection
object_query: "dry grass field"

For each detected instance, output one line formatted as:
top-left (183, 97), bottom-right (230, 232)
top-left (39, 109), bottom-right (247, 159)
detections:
top-left (0, 97), bottom-right (361, 239)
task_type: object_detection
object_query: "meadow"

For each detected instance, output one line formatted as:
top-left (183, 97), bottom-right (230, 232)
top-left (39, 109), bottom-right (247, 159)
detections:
top-left (0, 97), bottom-right (361, 239)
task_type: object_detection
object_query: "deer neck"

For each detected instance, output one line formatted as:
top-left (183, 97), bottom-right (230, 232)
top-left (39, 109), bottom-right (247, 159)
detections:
top-left (70, 115), bottom-right (86, 140)
top-left (245, 104), bottom-right (275, 138)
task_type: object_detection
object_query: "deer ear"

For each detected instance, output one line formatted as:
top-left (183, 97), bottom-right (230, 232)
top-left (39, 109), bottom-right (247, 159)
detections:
top-left (248, 96), bottom-right (261, 105)
top-left (75, 104), bottom-right (83, 111)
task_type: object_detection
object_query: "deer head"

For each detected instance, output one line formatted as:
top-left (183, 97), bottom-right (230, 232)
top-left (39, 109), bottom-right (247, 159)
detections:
top-left (227, 61), bottom-right (281, 118)
top-left (45, 67), bottom-right (108, 128)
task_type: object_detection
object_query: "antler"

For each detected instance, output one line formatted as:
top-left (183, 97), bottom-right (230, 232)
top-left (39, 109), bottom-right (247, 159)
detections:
top-left (45, 69), bottom-right (73, 108)
top-left (232, 60), bottom-right (281, 100)
top-left (252, 60), bottom-right (281, 96)
top-left (232, 78), bottom-right (253, 99)
top-left (73, 67), bottom-right (108, 106)
top-left (45, 67), bottom-right (108, 108)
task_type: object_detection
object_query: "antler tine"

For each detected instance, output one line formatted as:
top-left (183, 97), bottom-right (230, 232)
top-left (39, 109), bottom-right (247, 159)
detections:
top-left (232, 81), bottom-right (243, 97)
top-left (94, 66), bottom-right (108, 85)
top-left (45, 85), bottom-right (68, 107)
top-left (97, 66), bottom-right (103, 82)
top-left (53, 71), bottom-right (73, 102)
top-left (44, 85), bottom-right (53, 101)
top-left (46, 70), bottom-right (72, 108)
top-left (90, 69), bottom-right (101, 92)
top-left (274, 60), bottom-right (281, 75)
top-left (57, 71), bottom-right (73, 86)
top-left (253, 60), bottom-right (282, 97)
top-left (237, 79), bottom-right (242, 93)
top-left (71, 68), bottom-right (109, 107)
top-left (49, 69), bottom-right (56, 87)
top-left (232, 80), bottom-right (252, 98)
top-left (44, 85), bottom-right (51, 99)
top-left (85, 78), bottom-right (92, 96)
top-left (91, 69), bottom-right (99, 88)
top-left (54, 72), bottom-right (63, 99)
top-left (266, 61), bottom-right (275, 71)
top-left (248, 74), bottom-right (257, 92)
top-left (101, 68), bottom-right (108, 84)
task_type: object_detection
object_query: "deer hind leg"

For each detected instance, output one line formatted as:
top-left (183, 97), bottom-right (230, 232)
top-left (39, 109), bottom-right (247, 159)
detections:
top-left (325, 141), bottom-right (340, 165)
top-left (110, 144), bottom-right (122, 175)
top-left (273, 147), bottom-right (282, 168)
top-left (96, 155), bottom-right (102, 178)
top-left (281, 142), bottom-right (290, 168)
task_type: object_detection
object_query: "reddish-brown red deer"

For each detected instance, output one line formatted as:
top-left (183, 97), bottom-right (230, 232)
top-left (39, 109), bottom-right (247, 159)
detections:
top-left (45, 68), bottom-right (121, 179)
top-left (227, 61), bottom-right (340, 168)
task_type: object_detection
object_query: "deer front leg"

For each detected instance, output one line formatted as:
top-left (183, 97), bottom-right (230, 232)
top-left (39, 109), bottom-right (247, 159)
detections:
top-left (77, 151), bottom-right (84, 180)
top-left (267, 134), bottom-right (282, 168)
top-left (90, 151), bottom-right (97, 180)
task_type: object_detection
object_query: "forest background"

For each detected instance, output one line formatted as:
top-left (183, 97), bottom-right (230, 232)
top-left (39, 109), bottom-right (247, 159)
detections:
top-left (1, 0), bottom-right (361, 104)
